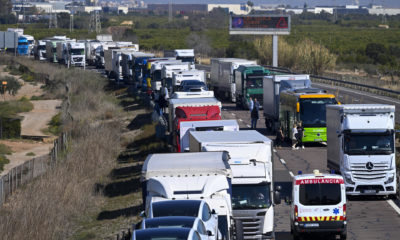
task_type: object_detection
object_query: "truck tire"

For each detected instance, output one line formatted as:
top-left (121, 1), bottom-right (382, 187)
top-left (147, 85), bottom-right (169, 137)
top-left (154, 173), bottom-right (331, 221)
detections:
top-left (340, 233), bottom-right (347, 240)
top-left (234, 219), bottom-right (243, 240)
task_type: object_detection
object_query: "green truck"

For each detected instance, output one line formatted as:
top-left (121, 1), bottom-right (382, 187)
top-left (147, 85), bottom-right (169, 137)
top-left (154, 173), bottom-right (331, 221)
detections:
top-left (234, 65), bottom-right (270, 109)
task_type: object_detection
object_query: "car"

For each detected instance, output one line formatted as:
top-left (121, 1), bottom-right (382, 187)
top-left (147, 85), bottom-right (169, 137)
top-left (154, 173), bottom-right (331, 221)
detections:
top-left (179, 80), bottom-right (208, 91)
top-left (145, 200), bottom-right (219, 239)
top-left (141, 216), bottom-right (215, 240)
top-left (132, 227), bottom-right (202, 240)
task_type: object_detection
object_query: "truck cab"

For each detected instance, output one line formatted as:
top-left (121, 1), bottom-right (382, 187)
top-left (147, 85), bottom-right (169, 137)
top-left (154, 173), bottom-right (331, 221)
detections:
top-left (326, 104), bottom-right (396, 196)
top-left (162, 63), bottom-right (191, 93)
top-left (234, 65), bottom-right (270, 109)
top-left (67, 42), bottom-right (85, 67)
top-left (150, 60), bottom-right (182, 93)
top-left (172, 70), bottom-right (206, 92)
top-left (141, 152), bottom-right (234, 240)
top-left (175, 49), bottom-right (195, 69)
top-left (34, 40), bottom-right (47, 60)
top-left (290, 170), bottom-right (347, 240)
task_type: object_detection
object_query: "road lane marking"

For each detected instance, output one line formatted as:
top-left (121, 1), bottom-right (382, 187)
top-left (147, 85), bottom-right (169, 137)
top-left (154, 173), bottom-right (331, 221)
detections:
top-left (273, 149), bottom-right (277, 153)
top-left (231, 113), bottom-right (235, 115)
top-left (289, 171), bottom-right (294, 178)
top-left (280, 159), bottom-right (286, 165)
top-left (246, 124), bottom-right (251, 128)
top-left (239, 119), bottom-right (243, 122)
top-left (387, 200), bottom-right (400, 216)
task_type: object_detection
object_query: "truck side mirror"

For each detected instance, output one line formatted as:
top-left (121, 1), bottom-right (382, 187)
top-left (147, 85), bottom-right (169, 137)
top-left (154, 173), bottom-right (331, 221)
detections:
top-left (207, 230), bottom-right (214, 236)
top-left (276, 185), bottom-right (282, 191)
top-left (139, 211), bottom-right (146, 218)
top-left (274, 191), bottom-right (281, 205)
top-left (211, 209), bottom-right (216, 215)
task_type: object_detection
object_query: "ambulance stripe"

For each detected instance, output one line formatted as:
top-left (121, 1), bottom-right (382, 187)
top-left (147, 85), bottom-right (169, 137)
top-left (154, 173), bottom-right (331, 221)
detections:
top-left (297, 216), bottom-right (344, 222)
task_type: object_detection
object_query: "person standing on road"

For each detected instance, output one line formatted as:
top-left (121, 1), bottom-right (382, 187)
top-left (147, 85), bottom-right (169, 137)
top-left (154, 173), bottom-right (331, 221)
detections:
top-left (296, 122), bottom-right (305, 149)
top-left (275, 127), bottom-right (284, 148)
top-left (292, 124), bottom-right (298, 149)
top-left (251, 98), bottom-right (260, 129)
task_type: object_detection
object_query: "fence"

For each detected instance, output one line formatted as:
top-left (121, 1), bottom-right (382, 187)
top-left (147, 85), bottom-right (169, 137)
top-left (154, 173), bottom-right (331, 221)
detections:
top-left (0, 132), bottom-right (68, 207)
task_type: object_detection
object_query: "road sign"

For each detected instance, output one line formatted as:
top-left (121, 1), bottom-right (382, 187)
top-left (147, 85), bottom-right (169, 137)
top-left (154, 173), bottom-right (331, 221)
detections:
top-left (229, 15), bottom-right (291, 35)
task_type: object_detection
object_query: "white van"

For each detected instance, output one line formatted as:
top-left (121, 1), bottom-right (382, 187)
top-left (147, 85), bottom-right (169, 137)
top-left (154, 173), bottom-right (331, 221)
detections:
top-left (290, 170), bottom-right (347, 240)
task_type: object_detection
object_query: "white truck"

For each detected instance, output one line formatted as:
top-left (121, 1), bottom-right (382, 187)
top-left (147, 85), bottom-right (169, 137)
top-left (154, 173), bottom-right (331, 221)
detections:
top-left (178, 119), bottom-right (239, 153)
top-left (85, 40), bottom-right (103, 66)
top-left (56, 41), bottom-right (69, 64)
top-left (189, 130), bottom-right (281, 240)
top-left (141, 152), bottom-right (235, 240)
top-left (175, 49), bottom-right (195, 69)
top-left (150, 60), bottom-right (182, 92)
top-left (162, 63), bottom-right (191, 92)
top-left (67, 42), bottom-right (85, 67)
top-left (263, 75), bottom-right (312, 132)
top-left (326, 104), bottom-right (396, 196)
top-left (34, 40), bottom-right (47, 61)
top-left (172, 70), bottom-right (206, 90)
top-left (96, 34), bottom-right (113, 42)
top-left (210, 58), bottom-right (257, 102)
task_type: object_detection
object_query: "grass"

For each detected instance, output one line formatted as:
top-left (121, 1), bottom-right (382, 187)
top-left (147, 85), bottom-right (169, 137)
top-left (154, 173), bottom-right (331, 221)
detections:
top-left (47, 113), bottom-right (62, 136)
top-left (0, 97), bottom-right (34, 118)
top-left (26, 152), bottom-right (35, 157)
top-left (0, 143), bottom-right (12, 172)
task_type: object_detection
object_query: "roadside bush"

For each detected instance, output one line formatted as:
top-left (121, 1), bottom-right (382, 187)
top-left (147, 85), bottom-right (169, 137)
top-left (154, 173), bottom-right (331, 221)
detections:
top-left (0, 154), bottom-right (10, 172)
top-left (0, 75), bottom-right (21, 96)
top-left (47, 113), bottom-right (62, 135)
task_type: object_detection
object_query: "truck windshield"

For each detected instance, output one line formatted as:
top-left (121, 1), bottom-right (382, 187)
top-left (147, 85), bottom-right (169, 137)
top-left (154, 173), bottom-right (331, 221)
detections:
top-left (299, 98), bottom-right (337, 127)
top-left (344, 133), bottom-right (394, 155)
top-left (19, 42), bottom-right (28, 46)
top-left (71, 49), bottom-right (84, 55)
top-left (177, 56), bottom-right (194, 63)
top-left (245, 77), bottom-right (263, 89)
top-left (153, 70), bottom-right (162, 81)
top-left (38, 46), bottom-right (46, 50)
top-left (299, 183), bottom-right (341, 205)
top-left (232, 184), bottom-right (271, 209)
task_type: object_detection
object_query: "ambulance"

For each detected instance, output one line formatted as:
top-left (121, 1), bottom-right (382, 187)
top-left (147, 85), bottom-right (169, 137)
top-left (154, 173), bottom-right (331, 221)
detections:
top-left (290, 170), bottom-right (347, 240)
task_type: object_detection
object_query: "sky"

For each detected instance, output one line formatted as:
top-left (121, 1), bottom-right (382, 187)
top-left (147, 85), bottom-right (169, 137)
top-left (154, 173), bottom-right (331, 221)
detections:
top-left (144, 0), bottom-right (400, 8)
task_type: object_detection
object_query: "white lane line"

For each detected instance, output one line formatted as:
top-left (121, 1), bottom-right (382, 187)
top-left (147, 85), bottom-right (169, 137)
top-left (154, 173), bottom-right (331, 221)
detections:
top-left (246, 124), bottom-right (251, 128)
top-left (387, 200), bottom-right (400, 216)
top-left (280, 159), bottom-right (286, 165)
top-left (273, 149), bottom-right (277, 153)
top-left (231, 113), bottom-right (236, 115)
top-left (289, 171), bottom-right (294, 178)
top-left (239, 119), bottom-right (243, 122)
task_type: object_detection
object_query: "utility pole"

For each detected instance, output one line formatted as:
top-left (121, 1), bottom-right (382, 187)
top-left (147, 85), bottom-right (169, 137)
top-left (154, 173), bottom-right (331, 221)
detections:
top-left (168, 0), bottom-right (172, 22)
top-left (70, 14), bottom-right (74, 32)
top-left (89, 0), bottom-right (101, 33)
top-left (49, 9), bottom-right (57, 29)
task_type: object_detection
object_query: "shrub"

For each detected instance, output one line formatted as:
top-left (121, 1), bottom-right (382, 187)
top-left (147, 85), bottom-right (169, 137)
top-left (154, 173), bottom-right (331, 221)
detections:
top-left (0, 154), bottom-right (10, 172)
top-left (0, 75), bottom-right (22, 96)
top-left (47, 113), bottom-right (62, 135)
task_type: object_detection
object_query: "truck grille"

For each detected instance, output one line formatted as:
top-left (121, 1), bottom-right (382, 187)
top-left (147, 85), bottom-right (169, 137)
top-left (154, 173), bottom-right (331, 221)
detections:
top-left (236, 217), bottom-right (264, 239)
top-left (73, 57), bottom-right (83, 62)
top-left (350, 163), bottom-right (389, 181)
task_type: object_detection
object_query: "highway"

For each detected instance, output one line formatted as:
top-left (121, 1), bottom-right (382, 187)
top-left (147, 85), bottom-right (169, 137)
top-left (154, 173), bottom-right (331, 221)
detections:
top-left (219, 101), bottom-right (400, 240)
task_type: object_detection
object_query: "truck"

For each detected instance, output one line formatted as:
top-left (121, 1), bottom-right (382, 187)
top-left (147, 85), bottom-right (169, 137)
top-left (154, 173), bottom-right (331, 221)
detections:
top-left (150, 59), bottom-right (182, 92)
top-left (168, 91), bottom-right (221, 133)
top-left (133, 53), bottom-right (156, 89)
top-left (210, 58), bottom-right (257, 102)
top-left (96, 34), bottom-right (113, 42)
top-left (172, 70), bottom-right (206, 91)
top-left (263, 75), bottom-right (338, 143)
top-left (67, 42), bottom-right (85, 67)
top-left (0, 31), bottom-right (18, 52)
top-left (46, 40), bottom-right (63, 63)
top-left (175, 49), bottom-right (195, 69)
top-left (326, 104), bottom-right (396, 197)
top-left (162, 63), bottom-right (191, 93)
top-left (290, 170), bottom-right (347, 240)
top-left (234, 65), bottom-right (270, 109)
top-left (189, 130), bottom-right (281, 240)
top-left (111, 49), bottom-right (138, 82)
top-left (85, 40), bottom-right (103, 66)
top-left (33, 40), bottom-right (47, 60)
top-left (178, 119), bottom-right (239, 152)
top-left (141, 151), bottom-right (235, 240)
top-left (17, 35), bottom-right (34, 56)
top-left (119, 50), bottom-right (144, 84)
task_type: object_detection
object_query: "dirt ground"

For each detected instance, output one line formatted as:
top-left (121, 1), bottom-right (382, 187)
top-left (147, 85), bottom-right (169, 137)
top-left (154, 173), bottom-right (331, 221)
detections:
top-left (0, 65), bottom-right (44, 100)
top-left (19, 100), bottom-right (62, 137)
top-left (0, 66), bottom-right (61, 176)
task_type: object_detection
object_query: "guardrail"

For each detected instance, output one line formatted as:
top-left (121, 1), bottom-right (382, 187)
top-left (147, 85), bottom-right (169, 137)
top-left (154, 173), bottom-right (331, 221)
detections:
top-left (263, 65), bottom-right (400, 100)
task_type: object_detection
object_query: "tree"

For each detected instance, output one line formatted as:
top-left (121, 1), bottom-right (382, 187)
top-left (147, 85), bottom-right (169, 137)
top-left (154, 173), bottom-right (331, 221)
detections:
top-left (365, 43), bottom-right (387, 64)
top-left (0, 0), bottom-right (16, 24)
top-left (186, 33), bottom-right (212, 57)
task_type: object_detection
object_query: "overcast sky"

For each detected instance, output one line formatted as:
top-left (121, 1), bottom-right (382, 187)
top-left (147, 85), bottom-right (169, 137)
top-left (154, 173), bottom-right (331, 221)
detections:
top-left (145, 0), bottom-right (400, 8)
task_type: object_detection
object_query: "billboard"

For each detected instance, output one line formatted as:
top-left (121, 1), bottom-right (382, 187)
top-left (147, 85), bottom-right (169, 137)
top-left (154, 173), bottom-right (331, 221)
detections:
top-left (0, 31), bottom-right (18, 49)
top-left (229, 15), bottom-right (291, 35)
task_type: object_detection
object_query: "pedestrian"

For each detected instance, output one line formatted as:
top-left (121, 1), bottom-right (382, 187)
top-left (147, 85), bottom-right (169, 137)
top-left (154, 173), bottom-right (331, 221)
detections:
top-left (292, 124), bottom-right (298, 149)
top-left (275, 127), bottom-right (284, 148)
top-left (296, 122), bottom-right (305, 149)
top-left (251, 98), bottom-right (260, 129)
top-left (158, 94), bottom-right (167, 115)
top-left (248, 97), bottom-right (254, 112)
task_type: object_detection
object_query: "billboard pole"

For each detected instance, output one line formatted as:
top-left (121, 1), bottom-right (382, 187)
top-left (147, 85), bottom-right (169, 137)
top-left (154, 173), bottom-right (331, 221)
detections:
top-left (273, 35), bottom-right (278, 67)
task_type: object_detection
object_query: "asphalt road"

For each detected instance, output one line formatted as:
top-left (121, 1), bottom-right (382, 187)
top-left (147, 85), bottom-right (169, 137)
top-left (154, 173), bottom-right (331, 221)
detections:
top-left (220, 102), bottom-right (400, 240)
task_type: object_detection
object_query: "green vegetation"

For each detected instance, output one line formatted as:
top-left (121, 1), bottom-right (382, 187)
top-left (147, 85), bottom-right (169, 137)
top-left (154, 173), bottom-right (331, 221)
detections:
top-left (0, 97), bottom-right (34, 118)
top-left (47, 113), bottom-right (62, 136)
top-left (0, 76), bottom-right (21, 96)
top-left (0, 143), bottom-right (12, 172)
top-left (26, 152), bottom-right (35, 157)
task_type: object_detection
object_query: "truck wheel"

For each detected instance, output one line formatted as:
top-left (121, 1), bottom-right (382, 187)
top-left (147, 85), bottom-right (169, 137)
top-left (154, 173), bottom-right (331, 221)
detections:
top-left (340, 233), bottom-right (347, 240)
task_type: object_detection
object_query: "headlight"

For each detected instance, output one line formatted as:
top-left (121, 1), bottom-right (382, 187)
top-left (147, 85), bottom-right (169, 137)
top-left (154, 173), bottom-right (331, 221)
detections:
top-left (345, 175), bottom-right (355, 185)
top-left (385, 174), bottom-right (395, 184)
